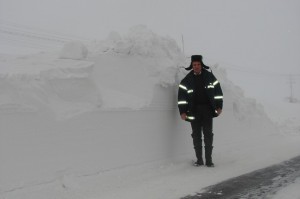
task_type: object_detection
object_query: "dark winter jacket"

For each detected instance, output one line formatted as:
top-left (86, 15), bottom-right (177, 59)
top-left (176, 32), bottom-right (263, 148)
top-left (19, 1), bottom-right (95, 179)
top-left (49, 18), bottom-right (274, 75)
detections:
top-left (177, 69), bottom-right (223, 122)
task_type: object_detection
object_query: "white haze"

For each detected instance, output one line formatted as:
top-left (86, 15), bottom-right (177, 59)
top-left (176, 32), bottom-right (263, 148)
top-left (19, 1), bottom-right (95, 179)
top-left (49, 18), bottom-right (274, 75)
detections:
top-left (0, 33), bottom-right (299, 198)
top-left (1, 0), bottom-right (299, 125)
top-left (1, 0), bottom-right (300, 72)
top-left (1, 0), bottom-right (299, 100)
top-left (0, 1), bottom-right (300, 198)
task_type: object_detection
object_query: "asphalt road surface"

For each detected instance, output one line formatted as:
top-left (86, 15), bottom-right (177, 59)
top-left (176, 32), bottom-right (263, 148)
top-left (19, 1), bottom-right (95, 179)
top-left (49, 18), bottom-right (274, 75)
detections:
top-left (182, 156), bottom-right (300, 199)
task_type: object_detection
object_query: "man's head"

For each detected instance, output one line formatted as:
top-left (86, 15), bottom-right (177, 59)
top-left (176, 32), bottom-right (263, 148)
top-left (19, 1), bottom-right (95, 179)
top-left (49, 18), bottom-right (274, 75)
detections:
top-left (191, 55), bottom-right (203, 74)
top-left (192, 61), bottom-right (202, 74)
top-left (185, 55), bottom-right (209, 71)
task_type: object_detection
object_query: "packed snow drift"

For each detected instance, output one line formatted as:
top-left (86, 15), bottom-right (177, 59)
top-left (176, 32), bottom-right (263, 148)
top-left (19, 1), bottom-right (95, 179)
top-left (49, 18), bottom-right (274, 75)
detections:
top-left (0, 26), bottom-right (299, 199)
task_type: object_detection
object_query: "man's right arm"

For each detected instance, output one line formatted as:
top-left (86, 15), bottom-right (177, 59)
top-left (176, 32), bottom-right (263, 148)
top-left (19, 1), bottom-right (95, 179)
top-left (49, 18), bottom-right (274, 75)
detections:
top-left (178, 81), bottom-right (188, 119)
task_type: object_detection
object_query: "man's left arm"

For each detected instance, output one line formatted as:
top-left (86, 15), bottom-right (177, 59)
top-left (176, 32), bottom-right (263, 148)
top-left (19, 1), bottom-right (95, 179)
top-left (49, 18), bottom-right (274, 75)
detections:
top-left (212, 74), bottom-right (223, 115)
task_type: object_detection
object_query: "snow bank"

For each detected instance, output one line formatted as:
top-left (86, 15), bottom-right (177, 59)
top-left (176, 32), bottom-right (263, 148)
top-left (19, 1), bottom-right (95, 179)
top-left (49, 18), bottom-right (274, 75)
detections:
top-left (59, 41), bottom-right (88, 60)
top-left (1, 26), bottom-right (299, 199)
top-left (89, 25), bottom-right (182, 59)
top-left (0, 53), bottom-right (101, 119)
top-left (0, 26), bottom-right (185, 118)
top-left (0, 27), bottom-right (187, 192)
top-left (88, 25), bottom-right (185, 87)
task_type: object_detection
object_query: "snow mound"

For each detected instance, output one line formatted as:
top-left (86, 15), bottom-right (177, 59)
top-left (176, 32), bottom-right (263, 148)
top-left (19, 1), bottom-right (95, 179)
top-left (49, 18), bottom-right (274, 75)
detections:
top-left (0, 26), bottom-right (187, 120)
top-left (0, 53), bottom-right (101, 119)
top-left (0, 25), bottom-right (274, 123)
top-left (89, 25), bottom-right (182, 59)
top-left (88, 25), bottom-right (185, 87)
top-left (1, 26), bottom-right (300, 199)
top-left (59, 41), bottom-right (88, 60)
top-left (2, 26), bottom-right (298, 198)
top-left (212, 65), bottom-right (270, 122)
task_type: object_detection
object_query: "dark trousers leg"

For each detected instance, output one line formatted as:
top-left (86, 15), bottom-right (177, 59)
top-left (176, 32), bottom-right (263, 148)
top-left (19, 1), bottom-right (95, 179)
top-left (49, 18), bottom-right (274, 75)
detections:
top-left (203, 116), bottom-right (213, 147)
top-left (191, 122), bottom-right (203, 163)
top-left (203, 116), bottom-right (214, 166)
top-left (191, 110), bottom-right (214, 165)
top-left (191, 118), bottom-right (213, 148)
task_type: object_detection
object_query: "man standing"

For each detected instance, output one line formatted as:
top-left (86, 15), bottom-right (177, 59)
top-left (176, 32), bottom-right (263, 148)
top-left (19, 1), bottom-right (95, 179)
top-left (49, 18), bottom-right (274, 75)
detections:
top-left (178, 55), bottom-right (223, 167)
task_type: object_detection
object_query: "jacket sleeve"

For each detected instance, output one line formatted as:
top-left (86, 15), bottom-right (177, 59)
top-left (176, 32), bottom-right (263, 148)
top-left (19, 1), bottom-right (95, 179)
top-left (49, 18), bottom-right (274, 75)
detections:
top-left (177, 80), bottom-right (189, 115)
top-left (211, 74), bottom-right (223, 109)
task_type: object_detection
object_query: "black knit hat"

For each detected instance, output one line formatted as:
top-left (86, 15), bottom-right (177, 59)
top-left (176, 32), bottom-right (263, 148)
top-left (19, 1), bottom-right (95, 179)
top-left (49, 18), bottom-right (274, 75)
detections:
top-left (185, 55), bottom-right (209, 70)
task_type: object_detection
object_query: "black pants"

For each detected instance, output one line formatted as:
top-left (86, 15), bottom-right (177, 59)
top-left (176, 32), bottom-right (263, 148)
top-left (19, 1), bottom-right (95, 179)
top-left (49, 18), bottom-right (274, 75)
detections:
top-left (191, 105), bottom-right (214, 149)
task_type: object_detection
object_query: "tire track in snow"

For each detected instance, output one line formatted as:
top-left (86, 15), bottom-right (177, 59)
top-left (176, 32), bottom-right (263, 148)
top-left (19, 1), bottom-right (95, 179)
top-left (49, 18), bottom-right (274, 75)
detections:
top-left (182, 155), bottom-right (300, 199)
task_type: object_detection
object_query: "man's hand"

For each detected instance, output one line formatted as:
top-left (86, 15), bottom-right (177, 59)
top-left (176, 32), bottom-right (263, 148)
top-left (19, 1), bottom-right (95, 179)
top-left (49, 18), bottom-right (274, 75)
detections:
top-left (216, 108), bottom-right (222, 116)
top-left (180, 113), bottom-right (187, 120)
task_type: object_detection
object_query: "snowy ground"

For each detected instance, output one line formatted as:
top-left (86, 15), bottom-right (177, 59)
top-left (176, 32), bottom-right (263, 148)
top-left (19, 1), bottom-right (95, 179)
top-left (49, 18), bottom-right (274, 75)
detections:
top-left (272, 177), bottom-right (300, 199)
top-left (183, 155), bottom-right (300, 198)
top-left (1, 27), bottom-right (300, 199)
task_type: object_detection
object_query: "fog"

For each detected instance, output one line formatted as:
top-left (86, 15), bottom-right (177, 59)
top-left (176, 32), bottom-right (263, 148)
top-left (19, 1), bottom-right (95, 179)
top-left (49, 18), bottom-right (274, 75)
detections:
top-left (1, 1), bottom-right (300, 198)
top-left (1, 0), bottom-right (299, 106)
top-left (1, 0), bottom-right (300, 73)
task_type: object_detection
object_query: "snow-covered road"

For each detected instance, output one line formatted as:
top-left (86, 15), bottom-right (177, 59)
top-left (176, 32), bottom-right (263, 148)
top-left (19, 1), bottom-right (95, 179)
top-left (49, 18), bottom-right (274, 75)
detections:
top-left (183, 155), bottom-right (300, 199)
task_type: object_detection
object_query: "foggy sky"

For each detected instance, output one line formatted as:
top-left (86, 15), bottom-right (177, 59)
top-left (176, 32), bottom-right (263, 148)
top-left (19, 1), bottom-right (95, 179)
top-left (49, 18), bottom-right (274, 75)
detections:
top-left (1, 0), bottom-right (300, 74)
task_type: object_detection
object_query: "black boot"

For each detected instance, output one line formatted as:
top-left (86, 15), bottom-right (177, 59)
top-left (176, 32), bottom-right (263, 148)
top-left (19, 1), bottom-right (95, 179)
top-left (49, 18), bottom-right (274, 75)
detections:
top-left (205, 146), bottom-right (214, 167)
top-left (194, 147), bottom-right (204, 167)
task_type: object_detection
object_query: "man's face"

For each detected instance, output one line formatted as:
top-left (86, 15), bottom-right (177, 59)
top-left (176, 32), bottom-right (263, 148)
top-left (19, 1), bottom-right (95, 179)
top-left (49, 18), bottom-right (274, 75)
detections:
top-left (192, 61), bottom-right (202, 74)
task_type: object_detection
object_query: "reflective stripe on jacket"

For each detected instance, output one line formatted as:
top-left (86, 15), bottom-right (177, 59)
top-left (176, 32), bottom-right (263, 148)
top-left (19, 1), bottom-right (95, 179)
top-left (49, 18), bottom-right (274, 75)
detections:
top-left (177, 69), bottom-right (223, 122)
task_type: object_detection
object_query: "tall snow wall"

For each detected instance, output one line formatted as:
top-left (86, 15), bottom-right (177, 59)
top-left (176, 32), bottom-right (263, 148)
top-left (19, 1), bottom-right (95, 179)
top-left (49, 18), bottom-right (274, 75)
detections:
top-left (0, 26), bottom-right (277, 192)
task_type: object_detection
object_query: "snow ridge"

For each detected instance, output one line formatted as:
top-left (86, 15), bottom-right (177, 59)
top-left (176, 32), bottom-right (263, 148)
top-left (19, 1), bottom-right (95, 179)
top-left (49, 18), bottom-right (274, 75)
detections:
top-left (1, 26), bottom-right (299, 199)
